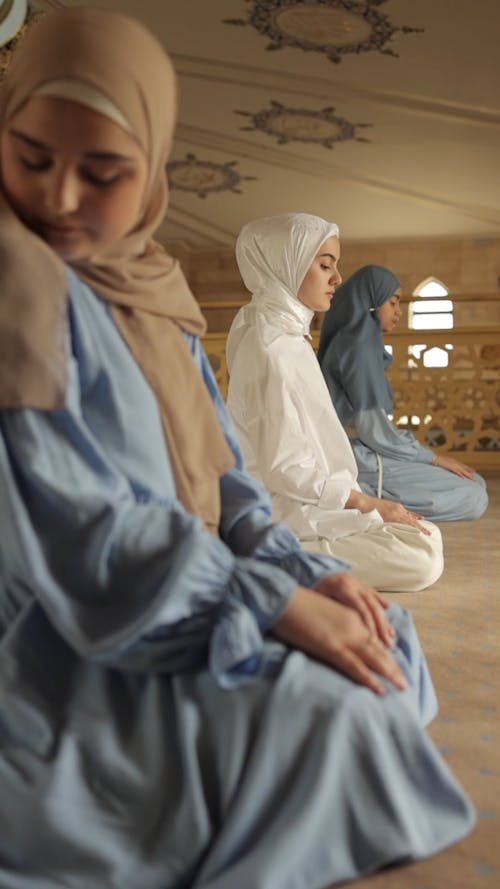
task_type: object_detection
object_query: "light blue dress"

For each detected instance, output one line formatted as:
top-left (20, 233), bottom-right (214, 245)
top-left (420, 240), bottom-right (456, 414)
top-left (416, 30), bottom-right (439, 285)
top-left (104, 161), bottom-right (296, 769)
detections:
top-left (0, 269), bottom-right (474, 888)
top-left (350, 407), bottom-right (488, 522)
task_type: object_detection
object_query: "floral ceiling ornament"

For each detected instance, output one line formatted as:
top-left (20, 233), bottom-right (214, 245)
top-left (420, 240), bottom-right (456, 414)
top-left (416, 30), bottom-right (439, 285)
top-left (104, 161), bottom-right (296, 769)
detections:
top-left (236, 100), bottom-right (371, 147)
top-left (167, 153), bottom-right (257, 199)
top-left (224, 0), bottom-right (424, 64)
top-left (0, 0), bottom-right (38, 80)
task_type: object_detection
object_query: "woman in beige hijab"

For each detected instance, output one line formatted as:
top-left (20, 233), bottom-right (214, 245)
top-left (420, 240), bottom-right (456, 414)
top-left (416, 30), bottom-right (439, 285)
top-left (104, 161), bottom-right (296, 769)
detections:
top-left (0, 7), bottom-right (474, 888)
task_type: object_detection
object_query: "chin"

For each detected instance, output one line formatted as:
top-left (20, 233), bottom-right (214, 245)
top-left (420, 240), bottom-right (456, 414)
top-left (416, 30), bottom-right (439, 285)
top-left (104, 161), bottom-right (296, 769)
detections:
top-left (50, 241), bottom-right (92, 261)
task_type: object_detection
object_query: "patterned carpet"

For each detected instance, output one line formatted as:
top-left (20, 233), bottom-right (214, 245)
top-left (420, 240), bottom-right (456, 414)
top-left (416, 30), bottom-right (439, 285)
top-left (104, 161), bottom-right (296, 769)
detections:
top-left (325, 472), bottom-right (500, 889)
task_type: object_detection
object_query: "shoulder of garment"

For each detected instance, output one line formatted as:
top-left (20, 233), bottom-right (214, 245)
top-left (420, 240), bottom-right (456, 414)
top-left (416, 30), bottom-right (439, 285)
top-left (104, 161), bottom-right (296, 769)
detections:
top-left (0, 220), bottom-right (68, 410)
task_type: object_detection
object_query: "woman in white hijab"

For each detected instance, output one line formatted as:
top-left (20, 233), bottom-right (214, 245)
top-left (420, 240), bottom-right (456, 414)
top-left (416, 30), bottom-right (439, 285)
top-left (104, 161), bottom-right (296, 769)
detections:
top-left (226, 214), bottom-right (443, 592)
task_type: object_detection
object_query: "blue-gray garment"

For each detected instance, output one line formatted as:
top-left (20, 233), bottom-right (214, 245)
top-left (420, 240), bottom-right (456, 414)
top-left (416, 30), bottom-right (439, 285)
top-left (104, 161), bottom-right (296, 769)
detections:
top-left (0, 270), bottom-right (474, 888)
top-left (351, 408), bottom-right (488, 521)
top-left (318, 264), bottom-right (399, 424)
top-left (319, 265), bottom-right (488, 521)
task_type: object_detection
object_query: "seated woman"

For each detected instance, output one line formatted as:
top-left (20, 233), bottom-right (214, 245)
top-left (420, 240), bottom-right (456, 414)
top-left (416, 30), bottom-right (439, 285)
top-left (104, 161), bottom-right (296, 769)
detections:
top-left (226, 214), bottom-right (444, 593)
top-left (0, 10), bottom-right (474, 888)
top-left (318, 264), bottom-right (488, 521)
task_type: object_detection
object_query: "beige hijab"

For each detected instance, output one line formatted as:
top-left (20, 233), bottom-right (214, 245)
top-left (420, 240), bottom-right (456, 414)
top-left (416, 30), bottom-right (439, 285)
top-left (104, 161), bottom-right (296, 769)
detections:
top-left (0, 6), bottom-right (234, 533)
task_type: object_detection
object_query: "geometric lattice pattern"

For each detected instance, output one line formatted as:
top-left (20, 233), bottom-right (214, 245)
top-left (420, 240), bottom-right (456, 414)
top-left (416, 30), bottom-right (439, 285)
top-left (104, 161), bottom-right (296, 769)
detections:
top-left (387, 337), bottom-right (500, 456)
top-left (203, 328), bottom-right (500, 469)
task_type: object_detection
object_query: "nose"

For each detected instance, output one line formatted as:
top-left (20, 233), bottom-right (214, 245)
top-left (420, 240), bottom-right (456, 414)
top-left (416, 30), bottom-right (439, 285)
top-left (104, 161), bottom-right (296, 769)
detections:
top-left (42, 167), bottom-right (80, 216)
top-left (330, 268), bottom-right (342, 288)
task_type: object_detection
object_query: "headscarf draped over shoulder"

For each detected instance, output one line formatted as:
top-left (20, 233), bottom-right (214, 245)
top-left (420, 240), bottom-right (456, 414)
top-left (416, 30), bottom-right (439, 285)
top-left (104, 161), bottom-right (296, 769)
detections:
top-left (0, 6), bottom-right (234, 533)
top-left (317, 264), bottom-right (400, 424)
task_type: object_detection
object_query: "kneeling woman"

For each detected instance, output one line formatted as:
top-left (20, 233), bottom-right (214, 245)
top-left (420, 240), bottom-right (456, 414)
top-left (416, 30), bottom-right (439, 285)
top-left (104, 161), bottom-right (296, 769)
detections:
top-left (318, 264), bottom-right (488, 522)
top-left (226, 214), bottom-right (443, 592)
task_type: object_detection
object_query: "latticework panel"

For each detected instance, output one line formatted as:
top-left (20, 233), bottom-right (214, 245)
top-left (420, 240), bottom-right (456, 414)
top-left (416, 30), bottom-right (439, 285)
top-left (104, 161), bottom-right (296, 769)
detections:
top-left (203, 327), bottom-right (500, 469)
top-left (387, 334), bottom-right (500, 461)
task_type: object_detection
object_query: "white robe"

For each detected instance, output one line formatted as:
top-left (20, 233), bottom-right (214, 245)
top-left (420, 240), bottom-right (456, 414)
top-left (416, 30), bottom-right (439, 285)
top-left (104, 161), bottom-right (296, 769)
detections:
top-left (227, 304), bottom-right (382, 541)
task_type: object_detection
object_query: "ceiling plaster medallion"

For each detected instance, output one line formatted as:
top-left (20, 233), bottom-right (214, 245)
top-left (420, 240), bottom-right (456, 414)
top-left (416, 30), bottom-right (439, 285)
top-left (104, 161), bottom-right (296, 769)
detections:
top-left (236, 100), bottom-right (371, 147)
top-left (224, 0), bottom-right (424, 63)
top-left (0, 0), bottom-right (40, 80)
top-left (167, 153), bottom-right (256, 199)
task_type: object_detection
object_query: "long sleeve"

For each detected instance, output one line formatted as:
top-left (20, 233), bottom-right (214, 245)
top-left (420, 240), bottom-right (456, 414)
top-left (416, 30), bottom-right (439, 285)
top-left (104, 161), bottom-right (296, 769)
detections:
top-left (0, 390), bottom-right (293, 687)
top-left (228, 339), bottom-right (357, 512)
top-left (353, 408), bottom-right (434, 464)
top-left (194, 336), bottom-right (349, 584)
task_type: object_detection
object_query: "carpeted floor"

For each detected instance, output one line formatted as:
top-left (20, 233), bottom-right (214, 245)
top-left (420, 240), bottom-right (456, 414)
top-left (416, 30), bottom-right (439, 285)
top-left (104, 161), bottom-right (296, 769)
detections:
top-left (325, 472), bottom-right (500, 889)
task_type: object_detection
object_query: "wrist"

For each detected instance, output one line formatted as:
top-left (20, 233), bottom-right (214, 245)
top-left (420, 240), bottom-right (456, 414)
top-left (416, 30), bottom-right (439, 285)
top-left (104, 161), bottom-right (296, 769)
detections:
top-left (346, 490), bottom-right (373, 513)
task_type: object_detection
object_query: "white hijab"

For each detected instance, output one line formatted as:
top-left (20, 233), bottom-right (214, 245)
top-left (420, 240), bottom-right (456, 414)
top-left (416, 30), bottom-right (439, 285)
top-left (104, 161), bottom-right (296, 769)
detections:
top-left (227, 213), bottom-right (339, 367)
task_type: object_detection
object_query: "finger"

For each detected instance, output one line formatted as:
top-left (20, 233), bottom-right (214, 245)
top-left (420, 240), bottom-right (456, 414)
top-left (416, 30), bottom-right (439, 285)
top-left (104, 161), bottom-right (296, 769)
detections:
top-left (417, 524), bottom-right (431, 535)
top-left (361, 639), bottom-right (408, 691)
top-left (360, 581), bottom-right (384, 601)
top-left (333, 648), bottom-right (386, 695)
top-left (362, 592), bottom-right (393, 645)
top-left (355, 598), bottom-right (377, 637)
top-left (411, 517), bottom-right (431, 535)
top-left (407, 510), bottom-right (423, 521)
top-left (372, 604), bottom-right (395, 647)
top-left (375, 590), bottom-right (390, 610)
top-left (401, 512), bottom-right (429, 534)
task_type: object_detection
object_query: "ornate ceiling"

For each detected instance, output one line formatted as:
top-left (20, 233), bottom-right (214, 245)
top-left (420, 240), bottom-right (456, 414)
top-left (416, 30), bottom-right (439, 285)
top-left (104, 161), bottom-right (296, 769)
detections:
top-left (4, 0), bottom-right (500, 246)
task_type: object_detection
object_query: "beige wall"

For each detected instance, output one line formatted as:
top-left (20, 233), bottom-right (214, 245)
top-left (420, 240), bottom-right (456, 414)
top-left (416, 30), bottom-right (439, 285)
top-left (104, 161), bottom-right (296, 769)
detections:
top-left (165, 236), bottom-right (500, 328)
top-left (338, 235), bottom-right (500, 327)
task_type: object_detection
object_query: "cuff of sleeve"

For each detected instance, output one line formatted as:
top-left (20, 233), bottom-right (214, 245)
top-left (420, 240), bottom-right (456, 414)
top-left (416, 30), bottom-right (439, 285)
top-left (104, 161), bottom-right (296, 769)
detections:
top-left (318, 475), bottom-right (351, 510)
top-left (246, 520), bottom-right (350, 586)
top-left (279, 549), bottom-right (351, 587)
top-left (208, 558), bottom-right (296, 689)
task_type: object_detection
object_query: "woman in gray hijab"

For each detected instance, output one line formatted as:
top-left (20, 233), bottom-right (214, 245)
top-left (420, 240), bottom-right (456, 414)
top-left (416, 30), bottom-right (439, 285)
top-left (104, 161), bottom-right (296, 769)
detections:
top-left (319, 265), bottom-right (488, 521)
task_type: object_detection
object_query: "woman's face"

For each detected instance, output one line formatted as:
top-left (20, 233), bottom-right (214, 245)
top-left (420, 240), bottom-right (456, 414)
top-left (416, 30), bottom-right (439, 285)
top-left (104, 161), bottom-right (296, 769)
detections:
top-left (297, 235), bottom-right (342, 313)
top-left (378, 289), bottom-right (402, 332)
top-left (0, 95), bottom-right (148, 260)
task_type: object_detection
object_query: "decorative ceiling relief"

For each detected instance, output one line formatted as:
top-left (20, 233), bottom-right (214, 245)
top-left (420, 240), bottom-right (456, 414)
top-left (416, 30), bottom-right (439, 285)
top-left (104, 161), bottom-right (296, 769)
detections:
top-left (167, 153), bottom-right (257, 199)
top-left (235, 100), bottom-right (371, 147)
top-left (0, 0), bottom-right (35, 79)
top-left (224, 0), bottom-right (424, 64)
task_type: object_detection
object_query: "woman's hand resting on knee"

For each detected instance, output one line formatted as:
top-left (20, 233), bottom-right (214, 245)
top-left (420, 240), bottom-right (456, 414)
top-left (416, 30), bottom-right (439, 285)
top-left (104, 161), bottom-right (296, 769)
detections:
top-left (432, 453), bottom-right (475, 478)
top-left (314, 571), bottom-right (394, 647)
top-left (347, 489), bottom-right (429, 534)
top-left (273, 586), bottom-right (408, 696)
top-left (374, 498), bottom-right (429, 533)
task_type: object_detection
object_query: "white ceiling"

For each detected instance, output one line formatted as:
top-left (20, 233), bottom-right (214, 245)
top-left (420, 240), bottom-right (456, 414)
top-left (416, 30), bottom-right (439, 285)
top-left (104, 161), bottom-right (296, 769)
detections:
top-left (36, 0), bottom-right (500, 246)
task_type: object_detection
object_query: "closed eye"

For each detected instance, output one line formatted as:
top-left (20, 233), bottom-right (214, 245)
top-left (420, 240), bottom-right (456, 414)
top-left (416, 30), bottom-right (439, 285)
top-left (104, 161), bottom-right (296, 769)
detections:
top-left (20, 155), bottom-right (51, 171)
top-left (82, 170), bottom-right (123, 187)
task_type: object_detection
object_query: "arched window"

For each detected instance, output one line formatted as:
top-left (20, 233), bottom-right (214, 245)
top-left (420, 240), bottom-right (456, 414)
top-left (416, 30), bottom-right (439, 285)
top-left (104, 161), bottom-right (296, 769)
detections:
top-left (409, 277), bottom-right (454, 368)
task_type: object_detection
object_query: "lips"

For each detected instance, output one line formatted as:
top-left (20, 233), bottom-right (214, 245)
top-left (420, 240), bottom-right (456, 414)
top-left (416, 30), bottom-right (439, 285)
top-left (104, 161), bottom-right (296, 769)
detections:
top-left (41, 221), bottom-right (81, 235)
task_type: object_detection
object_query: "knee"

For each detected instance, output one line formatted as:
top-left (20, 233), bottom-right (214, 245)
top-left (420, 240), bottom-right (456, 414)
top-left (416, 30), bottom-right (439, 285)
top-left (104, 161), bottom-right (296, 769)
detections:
top-left (406, 523), bottom-right (444, 591)
top-left (451, 482), bottom-right (488, 521)
top-left (418, 548), bottom-right (444, 589)
top-left (466, 482), bottom-right (488, 519)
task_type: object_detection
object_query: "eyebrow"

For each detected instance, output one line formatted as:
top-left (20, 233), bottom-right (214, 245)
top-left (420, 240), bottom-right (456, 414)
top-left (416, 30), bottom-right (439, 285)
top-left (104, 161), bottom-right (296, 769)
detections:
top-left (318, 252), bottom-right (337, 261)
top-left (8, 128), bottom-right (135, 162)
